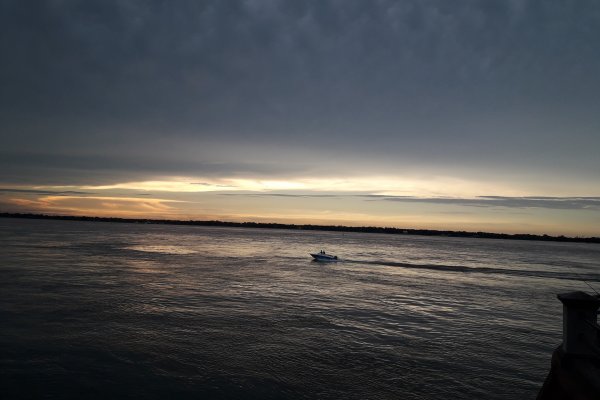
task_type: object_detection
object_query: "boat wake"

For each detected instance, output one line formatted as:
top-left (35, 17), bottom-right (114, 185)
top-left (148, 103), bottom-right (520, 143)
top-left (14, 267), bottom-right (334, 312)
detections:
top-left (343, 259), bottom-right (600, 283)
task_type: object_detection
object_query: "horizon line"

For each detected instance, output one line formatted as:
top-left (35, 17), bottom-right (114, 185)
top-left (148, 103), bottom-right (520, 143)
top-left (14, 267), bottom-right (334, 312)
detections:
top-left (2, 212), bottom-right (599, 244)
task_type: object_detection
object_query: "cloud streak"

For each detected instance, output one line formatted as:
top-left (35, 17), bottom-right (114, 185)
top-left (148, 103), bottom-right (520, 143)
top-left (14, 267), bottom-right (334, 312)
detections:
top-left (378, 196), bottom-right (600, 210)
top-left (221, 193), bottom-right (600, 211)
top-left (0, 188), bottom-right (95, 196)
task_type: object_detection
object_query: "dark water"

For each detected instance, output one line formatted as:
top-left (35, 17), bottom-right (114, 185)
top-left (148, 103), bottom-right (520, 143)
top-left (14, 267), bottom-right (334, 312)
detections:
top-left (1, 218), bottom-right (599, 399)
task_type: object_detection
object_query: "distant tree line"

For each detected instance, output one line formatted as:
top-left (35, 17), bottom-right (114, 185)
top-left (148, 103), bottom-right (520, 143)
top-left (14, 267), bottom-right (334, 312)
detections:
top-left (1, 212), bottom-right (599, 244)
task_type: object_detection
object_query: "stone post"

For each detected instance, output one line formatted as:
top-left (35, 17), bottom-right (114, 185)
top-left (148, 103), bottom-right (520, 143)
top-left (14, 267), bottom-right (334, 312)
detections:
top-left (557, 291), bottom-right (600, 356)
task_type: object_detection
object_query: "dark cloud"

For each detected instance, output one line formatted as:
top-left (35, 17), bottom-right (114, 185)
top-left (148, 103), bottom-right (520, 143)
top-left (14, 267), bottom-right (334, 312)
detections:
top-left (0, 152), bottom-right (304, 185)
top-left (378, 195), bottom-right (600, 210)
top-left (0, 188), bottom-right (95, 196)
top-left (1, 0), bottom-right (599, 185)
top-left (220, 193), bottom-right (600, 210)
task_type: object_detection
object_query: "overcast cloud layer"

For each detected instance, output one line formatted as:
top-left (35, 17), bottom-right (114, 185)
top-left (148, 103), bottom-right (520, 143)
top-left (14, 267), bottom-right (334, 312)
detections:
top-left (1, 0), bottom-right (599, 187)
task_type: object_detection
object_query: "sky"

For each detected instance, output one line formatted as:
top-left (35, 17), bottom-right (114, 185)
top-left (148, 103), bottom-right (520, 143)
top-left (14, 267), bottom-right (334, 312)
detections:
top-left (1, 0), bottom-right (600, 236)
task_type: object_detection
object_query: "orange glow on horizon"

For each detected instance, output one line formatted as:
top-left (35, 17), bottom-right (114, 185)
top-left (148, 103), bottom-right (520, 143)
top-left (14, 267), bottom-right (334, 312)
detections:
top-left (2, 176), bottom-right (599, 237)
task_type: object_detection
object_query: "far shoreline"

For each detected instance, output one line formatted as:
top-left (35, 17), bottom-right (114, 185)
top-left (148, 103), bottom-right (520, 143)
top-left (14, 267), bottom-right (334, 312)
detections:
top-left (2, 212), bottom-right (599, 244)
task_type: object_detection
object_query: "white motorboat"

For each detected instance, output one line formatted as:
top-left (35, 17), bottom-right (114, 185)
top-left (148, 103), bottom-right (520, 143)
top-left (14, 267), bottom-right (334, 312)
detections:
top-left (310, 251), bottom-right (338, 261)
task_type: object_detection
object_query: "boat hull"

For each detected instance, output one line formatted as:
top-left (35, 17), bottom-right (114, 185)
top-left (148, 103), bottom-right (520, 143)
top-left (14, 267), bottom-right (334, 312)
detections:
top-left (310, 253), bottom-right (338, 262)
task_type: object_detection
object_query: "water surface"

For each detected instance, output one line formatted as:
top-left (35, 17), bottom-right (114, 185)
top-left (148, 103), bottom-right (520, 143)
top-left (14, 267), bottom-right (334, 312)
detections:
top-left (1, 218), bottom-right (599, 399)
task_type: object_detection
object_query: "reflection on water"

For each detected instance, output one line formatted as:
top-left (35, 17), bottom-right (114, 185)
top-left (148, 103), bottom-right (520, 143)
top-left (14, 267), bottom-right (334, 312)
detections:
top-left (124, 245), bottom-right (198, 255)
top-left (0, 218), bottom-right (599, 399)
